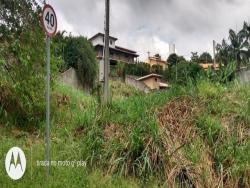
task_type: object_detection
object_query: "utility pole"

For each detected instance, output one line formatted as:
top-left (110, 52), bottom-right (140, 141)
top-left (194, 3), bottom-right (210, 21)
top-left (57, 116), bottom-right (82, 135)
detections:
top-left (147, 51), bottom-right (150, 58)
top-left (176, 59), bottom-right (178, 82)
top-left (103, 0), bottom-right (110, 104)
top-left (213, 40), bottom-right (216, 68)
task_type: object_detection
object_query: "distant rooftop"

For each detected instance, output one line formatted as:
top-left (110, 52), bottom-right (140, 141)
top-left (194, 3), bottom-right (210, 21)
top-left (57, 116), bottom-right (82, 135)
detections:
top-left (88, 33), bottom-right (118, 41)
top-left (94, 44), bottom-right (138, 57)
top-left (137, 74), bottom-right (163, 81)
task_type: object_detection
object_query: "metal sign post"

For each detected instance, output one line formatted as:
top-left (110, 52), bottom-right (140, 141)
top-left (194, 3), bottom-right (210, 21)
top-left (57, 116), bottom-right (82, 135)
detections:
top-left (41, 4), bottom-right (57, 178)
top-left (45, 35), bottom-right (51, 177)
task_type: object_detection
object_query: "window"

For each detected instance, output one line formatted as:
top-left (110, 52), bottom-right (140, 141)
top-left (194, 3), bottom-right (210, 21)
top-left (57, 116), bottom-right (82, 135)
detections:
top-left (110, 40), bottom-right (113, 45)
top-left (155, 78), bottom-right (158, 82)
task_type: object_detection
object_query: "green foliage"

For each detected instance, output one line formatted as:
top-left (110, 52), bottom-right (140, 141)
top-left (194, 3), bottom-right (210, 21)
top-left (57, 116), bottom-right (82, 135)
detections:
top-left (204, 61), bottom-right (236, 83)
top-left (198, 52), bottom-right (213, 64)
top-left (125, 63), bottom-right (151, 76)
top-left (116, 61), bottom-right (126, 78)
top-left (1, 78), bottom-right (250, 186)
top-left (63, 36), bottom-right (98, 89)
top-left (167, 53), bottom-right (178, 65)
top-left (190, 52), bottom-right (199, 64)
top-left (197, 116), bottom-right (223, 145)
top-left (0, 0), bottom-right (61, 127)
top-left (0, 0), bottom-right (42, 41)
top-left (151, 64), bottom-right (163, 75)
top-left (165, 61), bottom-right (203, 85)
top-left (197, 80), bottom-right (225, 99)
top-left (110, 80), bottom-right (142, 101)
top-left (184, 139), bottom-right (203, 163)
top-left (216, 23), bottom-right (250, 69)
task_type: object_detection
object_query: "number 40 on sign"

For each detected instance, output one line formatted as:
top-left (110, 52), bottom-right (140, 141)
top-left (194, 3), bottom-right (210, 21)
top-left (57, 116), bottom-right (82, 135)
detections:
top-left (42, 4), bottom-right (57, 37)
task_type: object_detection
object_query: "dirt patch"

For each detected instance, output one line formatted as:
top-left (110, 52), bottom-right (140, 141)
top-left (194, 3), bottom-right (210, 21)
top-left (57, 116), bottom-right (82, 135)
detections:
top-left (103, 123), bottom-right (125, 141)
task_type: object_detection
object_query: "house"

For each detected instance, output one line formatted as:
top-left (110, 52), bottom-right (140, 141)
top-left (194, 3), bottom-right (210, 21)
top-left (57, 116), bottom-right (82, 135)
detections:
top-left (137, 74), bottom-right (169, 90)
top-left (89, 33), bottom-right (139, 65)
top-left (145, 54), bottom-right (168, 70)
top-left (125, 74), bottom-right (169, 93)
top-left (199, 63), bottom-right (220, 70)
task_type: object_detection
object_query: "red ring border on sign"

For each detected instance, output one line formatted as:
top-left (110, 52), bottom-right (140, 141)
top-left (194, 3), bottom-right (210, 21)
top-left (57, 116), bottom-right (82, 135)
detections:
top-left (41, 4), bottom-right (57, 37)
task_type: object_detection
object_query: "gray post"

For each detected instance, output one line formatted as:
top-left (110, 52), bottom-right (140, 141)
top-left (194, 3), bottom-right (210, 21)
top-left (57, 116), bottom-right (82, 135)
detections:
top-left (103, 0), bottom-right (110, 104)
top-left (213, 40), bottom-right (216, 67)
top-left (176, 60), bottom-right (178, 82)
top-left (45, 36), bottom-right (51, 178)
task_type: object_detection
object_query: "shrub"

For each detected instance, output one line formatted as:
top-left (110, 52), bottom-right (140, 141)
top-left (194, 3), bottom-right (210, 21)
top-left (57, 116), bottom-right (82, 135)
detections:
top-left (63, 36), bottom-right (98, 90)
top-left (125, 63), bottom-right (151, 76)
top-left (0, 0), bottom-right (61, 127)
top-left (165, 62), bottom-right (203, 85)
top-left (151, 64), bottom-right (164, 75)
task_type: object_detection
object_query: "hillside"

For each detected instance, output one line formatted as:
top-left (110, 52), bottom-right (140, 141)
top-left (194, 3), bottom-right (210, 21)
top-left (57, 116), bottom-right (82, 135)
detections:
top-left (0, 80), bottom-right (250, 187)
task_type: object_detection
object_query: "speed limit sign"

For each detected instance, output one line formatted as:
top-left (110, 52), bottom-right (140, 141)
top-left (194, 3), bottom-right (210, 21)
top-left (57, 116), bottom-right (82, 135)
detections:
top-left (42, 4), bottom-right (57, 37)
top-left (41, 4), bottom-right (58, 178)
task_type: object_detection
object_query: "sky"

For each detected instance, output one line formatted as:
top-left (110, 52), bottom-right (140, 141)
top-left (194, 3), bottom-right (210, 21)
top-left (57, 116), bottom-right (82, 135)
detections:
top-left (44, 0), bottom-right (250, 60)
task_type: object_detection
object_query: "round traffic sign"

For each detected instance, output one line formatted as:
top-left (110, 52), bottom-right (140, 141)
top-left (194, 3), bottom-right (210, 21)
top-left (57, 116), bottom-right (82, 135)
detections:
top-left (41, 4), bottom-right (57, 37)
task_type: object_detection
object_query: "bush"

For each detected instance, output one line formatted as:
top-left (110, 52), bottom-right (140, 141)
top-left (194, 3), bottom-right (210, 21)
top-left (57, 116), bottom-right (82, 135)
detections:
top-left (63, 36), bottom-right (98, 90)
top-left (125, 63), bottom-right (151, 76)
top-left (0, 0), bottom-right (61, 127)
top-left (204, 62), bottom-right (236, 83)
top-left (165, 62), bottom-right (203, 85)
top-left (151, 64), bottom-right (164, 75)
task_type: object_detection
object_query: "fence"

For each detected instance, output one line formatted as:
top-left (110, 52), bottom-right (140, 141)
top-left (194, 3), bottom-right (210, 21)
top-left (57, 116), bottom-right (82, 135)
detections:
top-left (238, 68), bottom-right (250, 84)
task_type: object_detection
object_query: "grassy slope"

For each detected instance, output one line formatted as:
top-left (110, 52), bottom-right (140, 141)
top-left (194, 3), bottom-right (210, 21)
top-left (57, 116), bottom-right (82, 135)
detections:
top-left (0, 80), bottom-right (250, 187)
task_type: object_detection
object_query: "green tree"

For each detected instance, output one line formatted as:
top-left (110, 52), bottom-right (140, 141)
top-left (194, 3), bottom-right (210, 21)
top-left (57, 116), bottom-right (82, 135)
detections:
top-left (228, 29), bottom-right (248, 70)
top-left (199, 52), bottom-right (212, 64)
top-left (240, 22), bottom-right (250, 62)
top-left (0, 0), bottom-right (61, 126)
top-left (64, 36), bottom-right (98, 90)
top-left (167, 53), bottom-right (178, 66)
top-left (125, 63), bottom-right (150, 76)
top-left (216, 39), bottom-right (231, 65)
top-left (190, 52), bottom-right (199, 63)
top-left (164, 62), bottom-right (203, 84)
top-left (0, 0), bottom-right (41, 40)
top-left (151, 64), bottom-right (163, 75)
top-left (242, 21), bottom-right (250, 44)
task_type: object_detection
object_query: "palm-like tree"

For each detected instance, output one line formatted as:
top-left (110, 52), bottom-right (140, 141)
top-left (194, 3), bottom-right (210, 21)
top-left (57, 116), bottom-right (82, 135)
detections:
top-left (216, 39), bottom-right (231, 65)
top-left (242, 22), bottom-right (250, 43)
top-left (228, 29), bottom-right (248, 70)
top-left (241, 22), bottom-right (250, 62)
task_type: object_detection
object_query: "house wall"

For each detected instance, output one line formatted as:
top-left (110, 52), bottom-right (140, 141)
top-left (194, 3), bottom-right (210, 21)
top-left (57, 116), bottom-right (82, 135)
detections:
top-left (125, 75), bottom-right (151, 93)
top-left (142, 77), bottom-right (161, 90)
top-left (59, 68), bottom-right (83, 90)
top-left (91, 35), bottom-right (116, 48)
top-left (146, 58), bottom-right (167, 70)
top-left (96, 47), bottom-right (135, 64)
top-left (112, 53), bottom-right (134, 64)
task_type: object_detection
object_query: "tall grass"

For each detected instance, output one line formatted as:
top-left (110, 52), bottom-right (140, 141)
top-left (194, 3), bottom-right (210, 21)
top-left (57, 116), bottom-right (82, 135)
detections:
top-left (1, 80), bottom-right (250, 187)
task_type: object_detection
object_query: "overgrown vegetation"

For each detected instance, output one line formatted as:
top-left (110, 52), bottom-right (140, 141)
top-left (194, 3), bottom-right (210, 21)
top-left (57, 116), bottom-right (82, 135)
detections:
top-left (63, 35), bottom-right (97, 90)
top-left (0, 0), bottom-right (61, 127)
top-left (1, 79), bottom-right (249, 187)
top-left (1, 1), bottom-right (250, 187)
